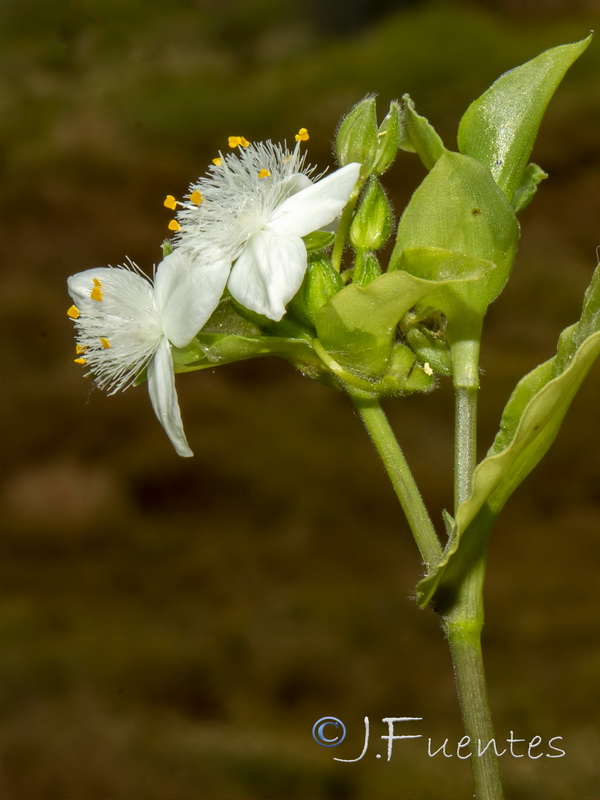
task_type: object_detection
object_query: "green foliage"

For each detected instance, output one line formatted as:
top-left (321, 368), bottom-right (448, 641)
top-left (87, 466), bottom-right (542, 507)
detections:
top-left (512, 163), bottom-right (548, 214)
top-left (458, 36), bottom-right (592, 204)
top-left (314, 255), bottom-right (491, 379)
top-left (372, 100), bottom-right (402, 176)
top-left (390, 152), bottom-right (520, 343)
top-left (399, 94), bottom-right (446, 170)
top-left (417, 261), bottom-right (600, 609)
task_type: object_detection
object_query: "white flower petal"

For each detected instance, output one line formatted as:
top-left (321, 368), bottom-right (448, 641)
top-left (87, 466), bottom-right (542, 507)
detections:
top-left (279, 172), bottom-right (313, 196)
top-left (67, 267), bottom-right (129, 306)
top-left (147, 337), bottom-right (193, 457)
top-left (154, 250), bottom-right (230, 348)
top-left (267, 162), bottom-right (361, 237)
top-left (227, 230), bottom-right (307, 320)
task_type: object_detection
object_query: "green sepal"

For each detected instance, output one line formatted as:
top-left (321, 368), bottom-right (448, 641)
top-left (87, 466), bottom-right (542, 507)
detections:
top-left (314, 252), bottom-right (492, 379)
top-left (417, 261), bottom-right (600, 609)
top-left (336, 96), bottom-right (379, 175)
top-left (399, 94), bottom-right (446, 170)
top-left (172, 333), bottom-right (327, 383)
top-left (303, 230), bottom-right (336, 252)
top-left (512, 163), bottom-right (548, 214)
top-left (458, 36), bottom-right (592, 203)
top-left (349, 178), bottom-right (393, 250)
top-left (372, 100), bottom-right (402, 176)
top-left (287, 256), bottom-right (344, 328)
top-left (390, 152), bottom-right (519, 314)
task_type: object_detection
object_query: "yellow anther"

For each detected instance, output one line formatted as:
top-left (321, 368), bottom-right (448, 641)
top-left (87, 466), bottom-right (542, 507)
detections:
top-left (212, 157), bottom-right (222, 166)
top-left (90, 281), bottom-right (103, 301)
top-left (67, 305), bottom-right (80, 319)
top-left (258, 169), bottom-right (271, 179)
top-left (74, 357), bottom-right (87, 365)
top-left (189, 189), bottom-right (203, 205)
top-left (164, 195), bottom-right (177, 210)
top-left (228, 135), bottom-right (250, 148)
top-left (75, 344), bottom-right (87, 355)
top-left (100, 337), bottom-right (111, 349)
top-left (295, 127), bottom-right (309, 142)
top-left (168, 219), bottom-right (181, 232)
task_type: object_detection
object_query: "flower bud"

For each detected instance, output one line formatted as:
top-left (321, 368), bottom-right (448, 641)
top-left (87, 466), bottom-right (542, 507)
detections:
top-left (289, 257), bottom-right (344, 327)
top-left (336, 97), bottom-right (378, 173)
top-left (372, 101), bottom-right (402, 176)
top-left (350, 178), bottom-right (393, 250)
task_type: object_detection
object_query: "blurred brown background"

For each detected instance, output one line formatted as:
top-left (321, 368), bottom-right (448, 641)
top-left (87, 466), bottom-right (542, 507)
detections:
top-left (0, 1), bottom-right (599, 798)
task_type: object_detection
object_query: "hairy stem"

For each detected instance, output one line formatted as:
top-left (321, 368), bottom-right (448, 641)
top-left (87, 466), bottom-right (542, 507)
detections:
top-left (350, 393), bottom-right (442, 569)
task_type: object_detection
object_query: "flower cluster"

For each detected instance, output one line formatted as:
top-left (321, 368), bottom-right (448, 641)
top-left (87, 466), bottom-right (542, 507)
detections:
top-left (67, 131), bottom-right (360, 455)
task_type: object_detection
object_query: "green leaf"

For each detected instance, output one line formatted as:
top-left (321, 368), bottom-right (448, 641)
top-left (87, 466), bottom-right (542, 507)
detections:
top-left (391, 151), bottom-right (519, 313)
top-left (315, 251), bottom-right (492, 378)
top-left (399, 94), bottom-right (446, 170)
top-left (417, 262), bottom-right (600, 609)
top-left (458, 36), bottom-right (592, 203)
top-left (512, 163), bottom-right (548, 214)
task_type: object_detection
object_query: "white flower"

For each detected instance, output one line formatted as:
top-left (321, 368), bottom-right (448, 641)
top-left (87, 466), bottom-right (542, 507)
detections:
top-left (66, 250), bottom-right (215, 458)
top-left (171, 138), bottom-right (360, 322)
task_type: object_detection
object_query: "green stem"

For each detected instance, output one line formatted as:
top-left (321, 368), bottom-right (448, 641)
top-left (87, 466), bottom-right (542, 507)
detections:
top-left (350, 393), bottom-right (442, 569)
top-left (454, 386), bottom-right (478, 509)
top-left (446, 336), bottom-right (504, 799)
top-left (331, 184), bottom-right (363, 272)
top-left (443, 552), bottom-right (504, 800)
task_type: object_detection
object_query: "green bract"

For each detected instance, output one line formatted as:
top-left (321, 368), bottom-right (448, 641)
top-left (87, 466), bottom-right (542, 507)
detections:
top-left (372, 101), bottom-right (402, 176)
top-left (458, 36), bottom-right (592, 204)
top-left (314, 254), bottom-right (492, 380)
top-left (399, 94), bottom-right (446, 169)
top-left (391, 153), bottom-right (519, 311)
top-left (417, 261), bottom-right (600, 609)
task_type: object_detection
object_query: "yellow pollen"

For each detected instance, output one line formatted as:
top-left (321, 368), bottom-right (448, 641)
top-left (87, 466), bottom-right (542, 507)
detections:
top-left (100, 337), bottom-right (111, 349)
top-left (295, 127), bottom-right (309, 142)
top-left (75, 344), bottom-right (87, 355)
top-left (164, 194), bottom-right (177, 210)
top-left (212, 157), bottom-right (222, 166)
top-left (168, 219), bottom-right (181, 232)
top-left (228, 135), bottom-right (250, 148)
top-left (74, 357), bottom-right (87, 365)
top-left (67, 305), bottom-right (80, 319)
top-left (90, 285), bottom-right (103, 301)
top-left (258, 168), bottom-right (271, 179)
top-left (189, 189), bottom-right (203, 205)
